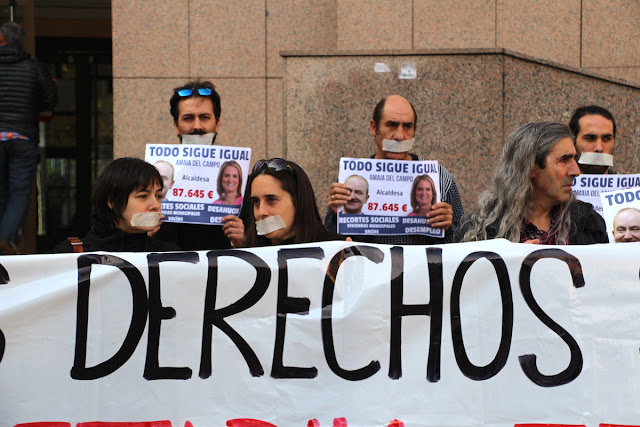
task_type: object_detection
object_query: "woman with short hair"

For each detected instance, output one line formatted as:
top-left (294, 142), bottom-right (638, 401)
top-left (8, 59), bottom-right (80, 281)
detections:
top-left (55, 157), bottom-right (179, 253)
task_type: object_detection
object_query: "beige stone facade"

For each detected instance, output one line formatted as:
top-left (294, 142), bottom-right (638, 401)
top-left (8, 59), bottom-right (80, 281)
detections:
top-left (112, 1), bottom-right (640, 208)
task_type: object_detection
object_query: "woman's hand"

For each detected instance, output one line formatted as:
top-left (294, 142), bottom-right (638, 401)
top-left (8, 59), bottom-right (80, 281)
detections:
top-left (222, 215), bottom-right (245, 248)
top-left (146, 214), bottom-right (165, 237)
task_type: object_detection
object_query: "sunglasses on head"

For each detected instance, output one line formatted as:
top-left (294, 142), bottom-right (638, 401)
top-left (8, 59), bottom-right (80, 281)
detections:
top-left (252, 158), bottom-right (293, 174)
top-left (176, 87), bottom-right (213, 97)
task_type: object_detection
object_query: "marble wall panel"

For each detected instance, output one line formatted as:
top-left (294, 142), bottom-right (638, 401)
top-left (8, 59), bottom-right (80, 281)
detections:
top-left (336, 0), bottom-right (412, 50)
top-left (215, 78), bottom-right (267, 161)
top-left (190, 0), bottom-right (265, 78)
top-left (113, 78), bottom-right (184, 159)
top-left (114, 77), bottom-right (266, 162)
top-left (585, 67), bottom-right (640, 87)
top-left (266, 0), bottom-right (337, 77)
top-left (112, 0), bottom-right (189, 78)
top-left (503, 56), bottom-right (640, 174)
top-left (267, 78), bottom-right (284, 159)
top-left (582, 0), bottom-right (640, 68)
top-left (284, 54), bottom-right (504, 211)
top-left (497, 0), bottom-right (581, 68)
top-left (414, 0), bottom-right (495, 49)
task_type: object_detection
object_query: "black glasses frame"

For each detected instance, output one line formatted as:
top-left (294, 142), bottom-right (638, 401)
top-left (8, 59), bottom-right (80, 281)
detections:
top-left (252, 158), bottom-right (293, 174)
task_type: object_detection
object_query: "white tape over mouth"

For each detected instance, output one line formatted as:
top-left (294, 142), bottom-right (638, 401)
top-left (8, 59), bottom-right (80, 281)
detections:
top-left (130, 212), bottom-right (162, 229)
top-left (256, 215), bottom-right (286, 236)
top-left (382, 138), bottom-right (415, 153)
top-left (181, 133), bottom-right (216, 145)
top-left (578, 152), bottom-right (614, 167)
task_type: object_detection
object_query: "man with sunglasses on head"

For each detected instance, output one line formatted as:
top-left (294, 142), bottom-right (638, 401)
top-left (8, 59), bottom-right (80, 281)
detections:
top-left (324, 94), bottom-right (464, 244)
top-left (155, 80), bottom-right (244, 250)
top-left (170, 81), bottom-right (221, 144)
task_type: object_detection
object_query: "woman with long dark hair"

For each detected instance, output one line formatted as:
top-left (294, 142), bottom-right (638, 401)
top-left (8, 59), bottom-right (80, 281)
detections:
top-left (228, 158), bottom-right (345, 247)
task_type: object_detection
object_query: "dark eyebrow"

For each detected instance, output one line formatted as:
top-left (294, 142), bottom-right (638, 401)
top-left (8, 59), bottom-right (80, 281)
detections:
top-left (584, 132), bottom-right (613, 137)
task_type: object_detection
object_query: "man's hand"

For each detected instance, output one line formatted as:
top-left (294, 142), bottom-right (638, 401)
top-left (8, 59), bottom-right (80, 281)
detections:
top-left (427, 202), bottom-right (453, 230)
top-left (327, 182), bottom-right (351, 214)
top-left (222, 215), bottom-right (245, 248)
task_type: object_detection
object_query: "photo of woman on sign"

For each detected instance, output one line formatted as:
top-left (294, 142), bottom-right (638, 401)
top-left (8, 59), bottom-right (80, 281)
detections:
top-left (213, 160), bottom-right (243, 205)
top-left (408, 174), bottom-right (437, 217)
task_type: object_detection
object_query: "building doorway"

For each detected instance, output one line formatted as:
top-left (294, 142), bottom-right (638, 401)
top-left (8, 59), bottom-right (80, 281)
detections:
top-left (36, 37), bottom-right (113, 252)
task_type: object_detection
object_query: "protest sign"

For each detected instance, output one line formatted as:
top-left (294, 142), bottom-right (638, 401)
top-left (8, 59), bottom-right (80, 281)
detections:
top-left (600, 186), bottom-right (640, 242)
top-left (145, 144), bottom-right (251, 225)
top-left (572, 173), bottom-right (640, 218)
top-left (337, 158), bottom-right (443, 238)
top-left (1, 240), bottom-right (640, 426)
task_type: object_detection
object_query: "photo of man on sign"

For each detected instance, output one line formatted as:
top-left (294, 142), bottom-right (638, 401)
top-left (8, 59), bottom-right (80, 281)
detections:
top-left (342, 175), bottom-right (370, 215)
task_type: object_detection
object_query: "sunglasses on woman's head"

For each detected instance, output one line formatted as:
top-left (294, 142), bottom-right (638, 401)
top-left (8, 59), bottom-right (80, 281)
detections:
top-left (252, 158), bottom-right (292, 174)
top-left (175, 87), bottom-right (213, 97)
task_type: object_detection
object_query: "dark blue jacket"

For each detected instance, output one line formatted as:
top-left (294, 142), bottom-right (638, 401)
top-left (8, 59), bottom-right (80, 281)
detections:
top-left (0, 44), bottom-right (57, 141)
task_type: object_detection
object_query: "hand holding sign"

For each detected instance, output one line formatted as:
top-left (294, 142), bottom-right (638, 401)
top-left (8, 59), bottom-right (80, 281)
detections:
top-left (426, 202), bottom-right (453, 230)
top-left (327, 182), bottom-right (352, 214)
top-left (336, 158), bottom-right (444, 237)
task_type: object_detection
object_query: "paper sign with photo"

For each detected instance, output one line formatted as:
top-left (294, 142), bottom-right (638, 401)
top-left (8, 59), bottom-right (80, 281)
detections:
top-left (337, 157), bottom-right (443, 238)
top-left (572, 173), bottom-right (640, 218)
top-left (600, 186), bottom-right (640, 243)
top-left (145, 144), bottom-right (251, 226)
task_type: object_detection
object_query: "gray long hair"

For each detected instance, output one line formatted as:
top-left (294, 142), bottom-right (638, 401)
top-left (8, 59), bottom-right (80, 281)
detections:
top-left (460, 122), bottom-right (575, 244)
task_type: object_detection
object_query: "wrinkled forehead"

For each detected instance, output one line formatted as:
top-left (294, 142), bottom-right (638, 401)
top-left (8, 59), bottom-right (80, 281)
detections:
top-left (382, 102), bottom-right (415, 124)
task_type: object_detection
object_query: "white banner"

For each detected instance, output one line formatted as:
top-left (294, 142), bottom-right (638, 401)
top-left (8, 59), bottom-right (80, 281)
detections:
top-left (1, 240), bottom-right (640, 427)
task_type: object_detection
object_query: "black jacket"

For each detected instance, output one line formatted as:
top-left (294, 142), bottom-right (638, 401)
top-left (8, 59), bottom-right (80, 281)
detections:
top-left (456, 200), bottom-right (608, 245)
top-left (0, 45), bottom-right (57, 141)
top-left (55, 214), bottom-right (180, 253)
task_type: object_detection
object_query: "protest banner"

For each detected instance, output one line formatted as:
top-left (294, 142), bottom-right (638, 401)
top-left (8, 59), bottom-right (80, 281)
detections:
top-left (1, 240), bottom-right (640, 426)
top-left (145, 144), bottom-right (251, 225)
top-left (600, 186), bottom-right (640, 242)
top-left (572, 173), bottom-right (640, 218)
top-left (337, 158), bottom-right (443, 238)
